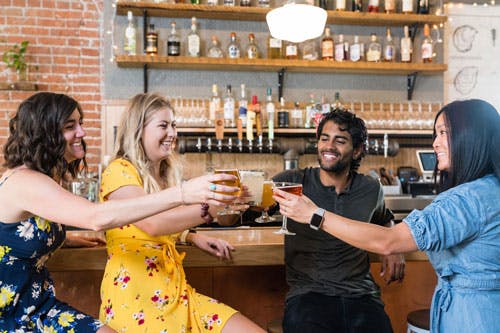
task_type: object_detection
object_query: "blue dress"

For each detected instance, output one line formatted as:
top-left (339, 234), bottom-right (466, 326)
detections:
top-left (0, 176), bottom-right (102, 332)
top-left (404, 174), bottom-right (500, 333)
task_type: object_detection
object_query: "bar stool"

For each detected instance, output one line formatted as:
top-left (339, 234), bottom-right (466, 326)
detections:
top-left (407, 308), bottom-right (430, 333)
top-left (267, 316), bottom-right (283, 333)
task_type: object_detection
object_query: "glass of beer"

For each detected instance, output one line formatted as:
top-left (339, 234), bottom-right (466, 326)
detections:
top-left (273, 182), bottom-right (303, 235)
top-left (239, 170), bottom-right (265, 206)
top-left (255, 181), bottom-right (276, 223)
top-left (214, 168), bottom-right (242, 215)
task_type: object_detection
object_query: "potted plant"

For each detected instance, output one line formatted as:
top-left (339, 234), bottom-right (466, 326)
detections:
top-left (2, 40), bottom-right (30, 81)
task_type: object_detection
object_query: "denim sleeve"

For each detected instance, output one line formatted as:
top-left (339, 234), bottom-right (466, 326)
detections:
top-left (403, 191), bottom-right (484, 251)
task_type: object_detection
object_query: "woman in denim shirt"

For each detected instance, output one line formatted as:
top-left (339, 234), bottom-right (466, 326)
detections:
top-left (274, 99), bottom-right (500, 333)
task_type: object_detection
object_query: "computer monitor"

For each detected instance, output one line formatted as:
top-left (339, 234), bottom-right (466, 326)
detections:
top-left (416, 150), bottom-right (436, 182)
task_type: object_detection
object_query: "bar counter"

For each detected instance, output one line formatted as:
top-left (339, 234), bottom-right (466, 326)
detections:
top-left (47, 228), bottom-right (436, 333)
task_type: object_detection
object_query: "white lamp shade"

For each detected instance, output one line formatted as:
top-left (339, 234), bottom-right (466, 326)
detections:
top-left (266, 4), bottom-right (327, 43)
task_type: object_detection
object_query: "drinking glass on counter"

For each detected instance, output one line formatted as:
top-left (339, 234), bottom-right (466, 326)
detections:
top-left (273, 182), bottom-right (303, 235)
top-left (255, 181), bottom-right (276, 223)
top-left (214, 168), bottom-right (242, 215)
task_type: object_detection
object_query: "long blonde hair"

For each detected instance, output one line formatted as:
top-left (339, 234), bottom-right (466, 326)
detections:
top-left (114, 93), bottom-right (182, 193)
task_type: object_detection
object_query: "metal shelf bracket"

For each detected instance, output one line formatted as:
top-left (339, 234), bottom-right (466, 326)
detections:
top-left (278, 68), bottom-right (285, 101)
top-left (407, 72), bottom-right (418, 100)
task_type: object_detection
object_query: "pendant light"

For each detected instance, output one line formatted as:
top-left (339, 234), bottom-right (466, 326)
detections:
top-left (266, 1), bottom-right (328, 43)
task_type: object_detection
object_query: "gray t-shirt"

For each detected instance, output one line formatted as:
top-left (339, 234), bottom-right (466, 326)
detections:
top-left (273, 168), bottom-right (393, 301)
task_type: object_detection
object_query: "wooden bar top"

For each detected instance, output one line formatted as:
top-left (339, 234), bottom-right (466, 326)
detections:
top-left (47, 228), bottom-right (428, 271)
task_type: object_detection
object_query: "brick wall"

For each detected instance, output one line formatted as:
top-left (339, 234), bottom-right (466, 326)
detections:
top-left (0, 0), bottom-right (104, 173)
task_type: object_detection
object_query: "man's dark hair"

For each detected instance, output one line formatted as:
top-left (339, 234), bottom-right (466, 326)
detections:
top-left (316, 108), bottom-right (368, 172)
top-left (435, 99), bottom-right (499, 191)
top-left (3, 92), bottom-right (87, 180)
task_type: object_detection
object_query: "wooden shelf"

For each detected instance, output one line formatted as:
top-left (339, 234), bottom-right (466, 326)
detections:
top-left (177, 127), bottom-right (433, 137)
top-left (116, 55), bottom-right (447, 75)
top-left (116, 2), bottom-right (447, 26)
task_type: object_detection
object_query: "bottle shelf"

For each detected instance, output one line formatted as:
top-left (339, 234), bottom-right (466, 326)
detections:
top-left (116, 2), bottom-right (447, 26)
top-left (116, 55), bottom-right (447, 75)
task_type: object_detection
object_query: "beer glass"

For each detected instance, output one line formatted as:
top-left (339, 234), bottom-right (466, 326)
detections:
top-left (273, 182), bottom-right (303, 235)
top-left (255, 181), bottom-right (276, 223)
top-left (239, 170), bottom-right (265, 206)
top-left (214, 168), bottom-right (241, 215)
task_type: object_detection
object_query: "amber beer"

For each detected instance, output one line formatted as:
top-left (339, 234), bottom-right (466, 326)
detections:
top-left (274, 182), bottom-right (303, 196)
top-left (214, 169), bottom-right (241, 197)
top-left (260, 181), bottom-right (276, 208)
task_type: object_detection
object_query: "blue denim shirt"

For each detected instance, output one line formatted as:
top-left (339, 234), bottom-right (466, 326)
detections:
top-left (404, 174), bottom-right (500, 333)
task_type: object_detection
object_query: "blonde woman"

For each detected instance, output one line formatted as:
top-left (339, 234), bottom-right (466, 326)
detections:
top-left (98, 93), bottom-right (264, 332)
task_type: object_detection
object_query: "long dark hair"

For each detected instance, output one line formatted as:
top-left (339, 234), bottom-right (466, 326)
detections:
top-left (3, 92), bottom-right (87, 180)
top-left (435, 99), bottom-right (499, 191)
top-left (316, 108), bottom-right (367, 172)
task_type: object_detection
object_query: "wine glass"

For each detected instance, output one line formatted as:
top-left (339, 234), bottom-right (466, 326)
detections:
top-left (213, 168), bottom-right (241, 216)
top-left (255, 181), bottom-right (276, 223)
top-left (273, 182), bottom-right (303, 235)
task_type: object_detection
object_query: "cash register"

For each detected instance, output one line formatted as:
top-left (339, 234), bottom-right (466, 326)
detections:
top-left (408, 150), bottom-right (437, 196)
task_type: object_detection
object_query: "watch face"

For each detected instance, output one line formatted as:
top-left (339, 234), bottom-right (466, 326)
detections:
top-left (310, 212), bottom-right (324, 230)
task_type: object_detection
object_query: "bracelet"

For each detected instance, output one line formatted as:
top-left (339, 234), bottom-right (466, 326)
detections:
top-left (201, 203), bottom-right (214, 224)
top-left (179, 229), bottom-right (197, 244)
top-left (180, 180), bottom-right (187, 205)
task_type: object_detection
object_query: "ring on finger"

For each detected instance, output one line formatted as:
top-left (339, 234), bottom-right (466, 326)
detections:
top-left (209, 184), bottom-right (217, 191)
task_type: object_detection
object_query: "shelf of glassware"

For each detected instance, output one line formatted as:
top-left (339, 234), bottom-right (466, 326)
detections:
top-left (116, 55), bottom-right (447, 75)
top-left (116, 2), bottom-right (447, 26)
top-left (177, 127), bottom-right (433, 137)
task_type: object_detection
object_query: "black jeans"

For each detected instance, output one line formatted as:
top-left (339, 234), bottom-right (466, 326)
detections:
top-left (283, 292), bottom-right (393, 333)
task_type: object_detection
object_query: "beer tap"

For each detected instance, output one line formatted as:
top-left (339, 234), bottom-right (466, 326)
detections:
top-left (196, 137), bottom-right (202, 152)
top-left (206, 137), bottom-right (212, 152)
top-left (383, 133), bottom-right (389, 158)
top-left (246, 99), bottom-right (255, 154)
top-left (236, 118), bottom-right (243, 152)
top-left (257, 135), bottom-right (263, 153)
top-left (227, 138), bottom-right (233, 152)
top-left (268, 138), bottom-right (274, 153)
top-left (216, 139), bottom-right (223, 152)
top-left (215, 107), bottom-right (224, 153)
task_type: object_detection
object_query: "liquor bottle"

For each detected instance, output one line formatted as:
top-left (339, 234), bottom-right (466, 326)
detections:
top-left (265, 88), bottom-right (275, 140)
top-left (352, 0), bottom-right (363, 12)
top-left (124, 11), bottom-right (137, 56)
top-left (305, 94), bottom-right (316, 129)
top-left (332, 91), bottom-right (344, 110)
top-left (401, 25), bottom-right (413, 63)
top-left (336, 0), bottom-right (346, 11)
top-left (402, 0), bottom-right (413, 14)
top-left (417, 0), bottom-right (429, 14)
top-left (246, 33), bottom-right (260, 59)
top-left (268, 36), bottom-right (283, 59)
top-left (224, 0), bottom-right (235, 6)
top-left (209, 84), bottom-right (221, 126)
top-left (207, 0), bottom-right (218, 5)
top-left (167, 21), bottom-right (181, 56)
top-left (187, 17), bottom-right (200, 57)
top-left (223, 84), bottom-right (235, 127)
top-left (285, 41), bottom-right (299, 60)
top-left (384, 0), bottom-right (396, 13)
top-left (301, 39), bottom-right (319, 60)
top-left (238, 84), bottom-right (248, 127)
top-left (319, 0), bottom-right (328, 10)
top-left (349, 35), bottom-right (362, 62)
top-left (277, 97), bottom-right (289, 128)
top-left (207, 35), bottom-right (224, 58)
top-left (240, 0), bottom-right (251, 6)
top-left (421, 24), bottom-right (433, 63)
top-left (290, 102), bottom-right (304, 128)
top-left (227, 32), bottom-right (241, 59)
top-left (321, 27), bottom-right (334, 61)
top-left (368, 0), bottom-right (379, 12)
top-left (191, 0), bottom-right (200, 4)
top-left (335, 34), bottom-right (348, 62)
top-left (145, 24), bottom-right (158, 56)
top-left (258, 0), bottom-right (270, 7)
top-left (366, 33), bottom-right (381, 62)
top-left (383, 28), bottom-right (395, 62)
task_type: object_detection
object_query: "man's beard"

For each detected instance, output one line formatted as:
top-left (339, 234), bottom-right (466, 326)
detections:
top-left (318, 155), bottom-right (350, 173)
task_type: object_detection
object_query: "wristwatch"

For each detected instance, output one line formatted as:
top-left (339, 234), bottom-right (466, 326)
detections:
top-left (309, 208), bottom-right (325, 231)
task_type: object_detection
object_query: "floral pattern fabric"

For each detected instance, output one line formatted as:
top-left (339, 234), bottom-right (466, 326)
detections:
top-left (98, 158), bottom-right (237, 332)
top-left (0, 176), bottom-right (102, 332)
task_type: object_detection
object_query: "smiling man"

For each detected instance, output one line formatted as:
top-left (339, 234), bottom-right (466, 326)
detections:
top-left (272, 108), bottom-right (404, 333)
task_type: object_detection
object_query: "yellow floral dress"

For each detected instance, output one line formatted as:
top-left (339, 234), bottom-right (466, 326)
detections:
top-left (99, 158), bottom-right (237, 332)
